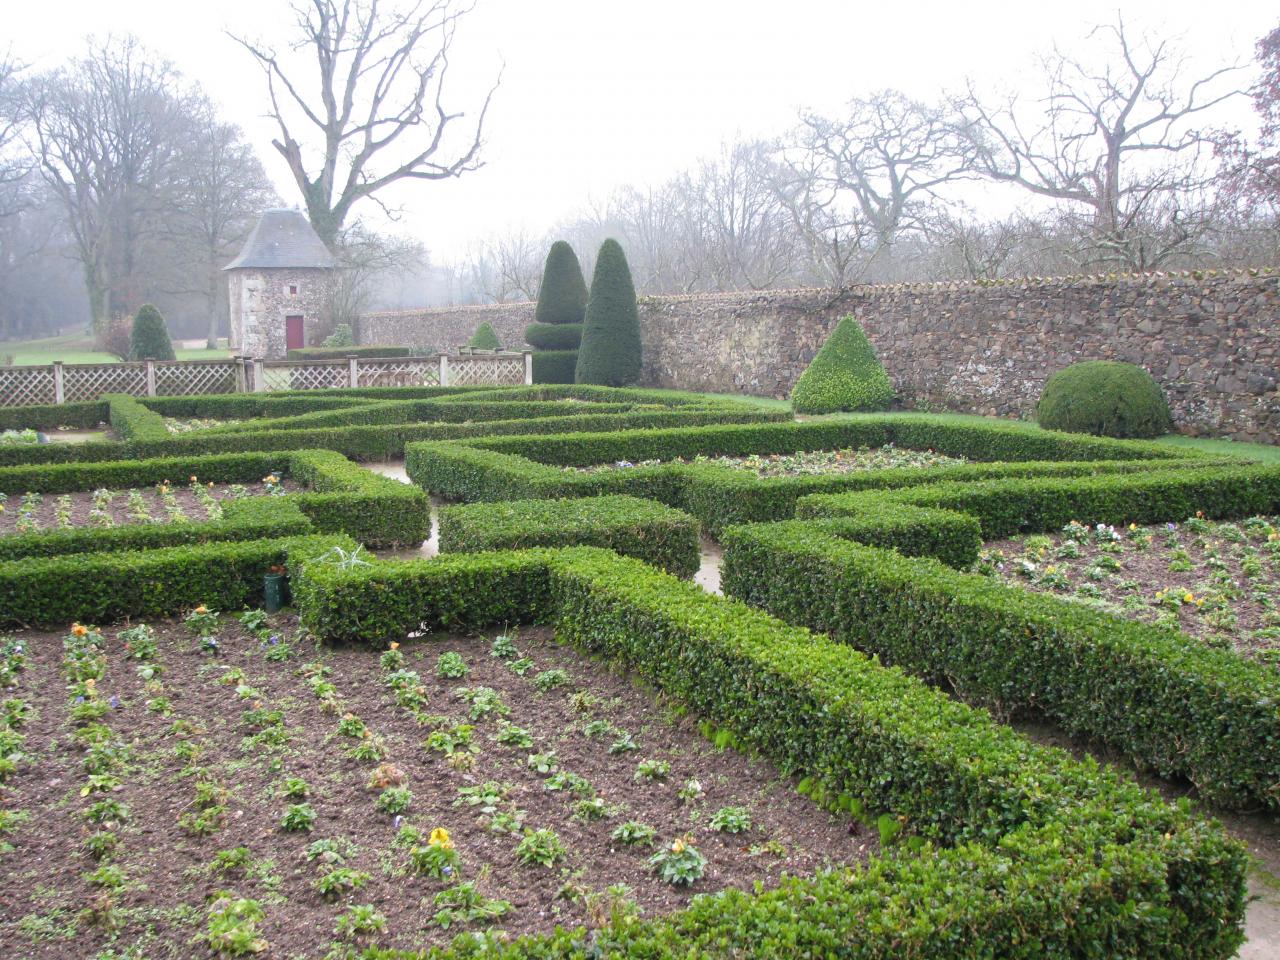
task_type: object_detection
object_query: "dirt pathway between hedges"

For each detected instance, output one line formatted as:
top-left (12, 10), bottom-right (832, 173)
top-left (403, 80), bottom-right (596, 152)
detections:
top-left (359, 458), bottom-right (1277, 957)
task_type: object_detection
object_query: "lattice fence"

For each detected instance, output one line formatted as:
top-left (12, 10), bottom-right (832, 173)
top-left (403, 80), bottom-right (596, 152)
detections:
top-left (258, 362), bottom-right (350, 393)
top-left (0, 366), bottom-right (56, 406)
top-left (356, 359), bottom-right (441, 388)
top-left (155, 361), bottom-right (239, 396)
top-left (63, 364), bottom-right (148, 403)
top-left (0, 351), bottom-right (530, 407)
top-left (449, 354), bottom-right (526, 386)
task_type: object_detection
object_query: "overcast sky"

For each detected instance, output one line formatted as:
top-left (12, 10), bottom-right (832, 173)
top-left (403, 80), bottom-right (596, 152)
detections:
top-left (9, 1), bottom-right (1275, 262)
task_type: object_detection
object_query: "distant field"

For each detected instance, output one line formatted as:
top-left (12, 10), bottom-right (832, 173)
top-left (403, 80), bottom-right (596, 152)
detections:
top-left (0, 333), bottom-right (230, 365)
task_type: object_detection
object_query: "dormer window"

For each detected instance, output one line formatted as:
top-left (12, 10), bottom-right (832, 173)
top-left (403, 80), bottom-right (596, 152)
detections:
top-left (287, 284), bottom-right (299, 297)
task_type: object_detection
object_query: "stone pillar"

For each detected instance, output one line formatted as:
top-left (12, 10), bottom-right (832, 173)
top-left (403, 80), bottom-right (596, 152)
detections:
top-left (523, 351), bottom-right (533, 385)
top-left (52, 361), bottom-right (64, 404)
top-left (439, 353), bottom-right (450, 387)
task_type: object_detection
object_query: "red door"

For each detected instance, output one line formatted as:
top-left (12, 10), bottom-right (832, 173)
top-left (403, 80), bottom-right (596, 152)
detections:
top-left (285, 315), bottom-right (305, 350)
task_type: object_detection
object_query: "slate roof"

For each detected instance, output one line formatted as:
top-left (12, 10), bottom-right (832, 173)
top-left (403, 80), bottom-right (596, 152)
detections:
top-left (224, 209), bottom-right (337, 270)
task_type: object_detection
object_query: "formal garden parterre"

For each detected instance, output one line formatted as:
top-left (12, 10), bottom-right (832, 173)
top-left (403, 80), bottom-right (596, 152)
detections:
top-left (0, 381), bottom-right (1277, 957)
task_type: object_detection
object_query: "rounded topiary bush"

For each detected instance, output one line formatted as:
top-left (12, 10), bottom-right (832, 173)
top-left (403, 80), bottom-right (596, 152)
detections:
top-left (524, 322), bottom-right (584, 351)
top-left (129, 304), bottom-right (176, 361)
top-left (468, 322), bottom-right (502, 350)
top-left (534, 241), bottom-right (588, 327)
top-left (1036, 360), bottom-right (1172, 439)
top-left (790, 315), bottom-right (893, 414)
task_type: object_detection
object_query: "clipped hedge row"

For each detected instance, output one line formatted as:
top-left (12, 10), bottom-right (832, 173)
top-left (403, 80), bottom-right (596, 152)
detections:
top-left (0, 447), bottom-right (425, 549)
top-left (798, 464), bottom-right (1280, 540)
top-left (285, 345), bottom-right (411, 360)
top-left (105, 393), bottom-right (169, 443)
top-left (0, 533), bottom-right (350, 628)
top-left (438, 495), bottom-right (700, 578)
top-left (202, 398), bottom-right (639, 435)
top-left (439, 416), bottom-right (1192, 467)
top-left (0, 497), bottom-right (312, 562)
top-left (287, 449), bottom-right (429, 548)
top-left (406, 416), bottom-right (1219, 532)
top-left (295, 546), bottom-right (1246, 958)
top-left (0, 409), bottom-right (784, 469)
top-left (0, 400), bottom-right (106, 431)
top-left (720, 516), bottom-right (1280, 811)
top-left (0, 449), bottom-right (287, 494)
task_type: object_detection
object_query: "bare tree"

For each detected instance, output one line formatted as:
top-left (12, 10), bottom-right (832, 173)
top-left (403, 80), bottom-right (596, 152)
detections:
top-left (232, 0), bottom-right (499, 248)
top-left (320, 223), bottom-right (427, 339)
top-left (677, 140), bottom-right (795, 291)
top-left (957, 17), bottom-right (1243, 270)
top-left (783, 90), bottom-right (976, 275)
top-left (462, 229), bottom-right (541, 303)
top-left (0, 52), bottom-right (32, 220)
top-left (23, 37), bottom-right (200, 329)
top-left (170, 120), bottom-right (279, 346)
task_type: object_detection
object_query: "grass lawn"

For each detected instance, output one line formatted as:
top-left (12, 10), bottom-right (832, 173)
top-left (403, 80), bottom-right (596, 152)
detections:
top-left (1, 333), bottom-right (230, 365)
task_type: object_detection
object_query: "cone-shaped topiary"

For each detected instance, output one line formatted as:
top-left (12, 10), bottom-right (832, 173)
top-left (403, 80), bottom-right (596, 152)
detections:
top-left (534, 241), bottom-right (588, 327)
top-left (468, 322), bottom-right (502, 350)
top-left (129, 304), bottom-right (176, 361)
top-left (575, 239), bottom-right (641, 386)
top-left (1037, 360), bottom-right (1172, 439)
top-left (790, 315), bottom-right (893, 414)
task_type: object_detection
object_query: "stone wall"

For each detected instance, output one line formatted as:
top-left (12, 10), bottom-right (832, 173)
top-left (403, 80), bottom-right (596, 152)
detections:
top-left (362, 303), bottom-right (534, 355)
top-left (361, 272), bottom-right (1280, 442)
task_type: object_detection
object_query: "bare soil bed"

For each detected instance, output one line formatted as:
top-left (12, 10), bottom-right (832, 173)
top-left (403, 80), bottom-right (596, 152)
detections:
top-left (569, 444), bottom-right (966, 477)
top-left (0, 614), bottom-right (875, 959)
top-left (982, 515), bottom-right (1280, 663)
top-left (0, 478), bottom-right (300, 536)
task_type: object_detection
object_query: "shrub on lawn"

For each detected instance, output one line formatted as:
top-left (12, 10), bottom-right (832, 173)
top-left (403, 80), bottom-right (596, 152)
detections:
top-left (323, 324), bottom-right (355, 348)
top-left (576, 239), bottom-right (641, 386)
top-left (468, 323), bottom-right (502, 350)
top-left (1037, 360), bottom-right (1172, 439)
top-left (130, 304), bottom-right (176, 362)
top-left (791, 315), bottom-right (892, 414)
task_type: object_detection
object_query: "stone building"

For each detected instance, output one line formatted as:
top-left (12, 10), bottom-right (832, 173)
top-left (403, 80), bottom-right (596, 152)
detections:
top-left (224, 209), bottom-right (337, 359)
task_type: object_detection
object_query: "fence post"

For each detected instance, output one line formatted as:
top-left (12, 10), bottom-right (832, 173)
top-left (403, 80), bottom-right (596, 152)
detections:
top-left (523, 350), bottom-right (533, 385)
top-left (439, 353), bottom-right (450, 387)
top-left (253, 358), bottom-right (266, 393)
top-left (348, 354), bottom-right (359, 388)
top-left (234, 357), bottom-right (247, 393)
top-left (52, 361), bottom-right (64, 404)
top-left (145, 359), bottom-right (157, 397)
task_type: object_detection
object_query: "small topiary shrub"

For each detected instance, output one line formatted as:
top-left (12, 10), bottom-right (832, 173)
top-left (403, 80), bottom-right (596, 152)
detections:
top-left (533, 241), bottom-right (588, 328)
top-left (1037, 360), bottom-right (1172, 439)
top-left (468, 323), bottom-right (502, 350)
top-left (129, 304), bottom-right (176, 362)
top-left (576, 240), bottom-right (641, 387)
top-left (790, 315), bottom-right (892, 414)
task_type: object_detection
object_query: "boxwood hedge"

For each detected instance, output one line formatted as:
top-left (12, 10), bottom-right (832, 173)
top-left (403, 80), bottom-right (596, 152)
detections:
top-left (294, 546), bottom-right (1246, 958)
top-left (0, 448), bottom-right (427, 549)
top-left (720, 513), bottom-right (1280, 811)
top-left (0, 533), bottom-right (351, 628)
top-left (405, 416), bottom-right (1220, 533)
top-left (438, 495), bottom-right (700, 577)
top-left (0, 387), bottom-right (781, 466)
